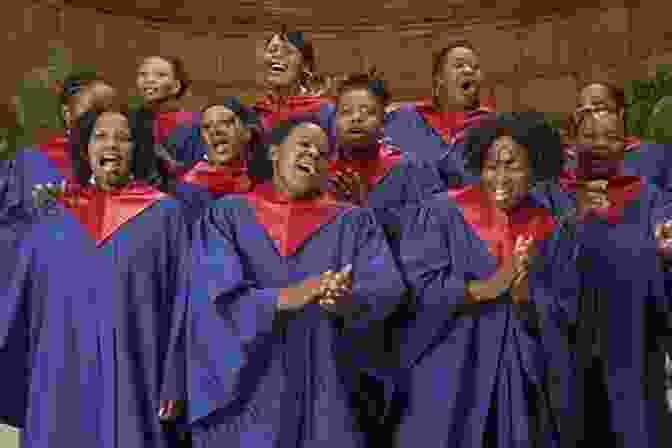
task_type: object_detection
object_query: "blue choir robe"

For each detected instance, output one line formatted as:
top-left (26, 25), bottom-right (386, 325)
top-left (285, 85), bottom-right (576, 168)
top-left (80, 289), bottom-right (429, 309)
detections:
top-left (325, 143), bottom-right (445, 249)
top-left (50, 182), bottom-right (190, 448)
top-left (0, 203), bottom-right (112, 447)
top-left (0, 158), bottom-right (36, 429)
top-left (555, 175), bottom-right (672, 447)
top-left (564, 138), bottom-right (672, 193)
top-left (171, 182), bottom-right (405, 448)
top-left (13, 134), bottom-right (71, 208)
top-left (162, 121), bottom-right (207, 170)
top-left (172, 158), bottom-right (255, 228)
top-left (393, 186), bottom-right (579, 448)
top-left (381, 100), bottom-right (493, 185)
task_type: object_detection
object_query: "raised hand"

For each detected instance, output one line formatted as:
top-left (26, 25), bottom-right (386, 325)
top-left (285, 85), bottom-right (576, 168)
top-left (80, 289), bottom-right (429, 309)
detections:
top-left (656, 220), bottom-right (672, 259)
top-left (277, 276), bottom-right (324, 311)
top-left (32, 181), bottom-right (64, 209)
top-left (330, 169), bottom-right (368, 205)
top-left (575, 179), bottom-right (610, 217)
top-left (318, 264), bottom-right (353, 307)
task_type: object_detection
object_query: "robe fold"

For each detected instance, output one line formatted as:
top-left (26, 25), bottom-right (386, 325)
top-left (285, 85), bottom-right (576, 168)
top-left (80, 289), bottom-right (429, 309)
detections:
top-left (173, 159), bottom-right (255, 228)
top-left (49, 183), bottom-right (191, 448)
top-left (556, 177), bottom-right (672, 447)
top-left (171, 183), bottom-right (405, 448)
top-left (325, 142), bottom-right (445, 249)
top-left (0, 204), bottom-right (110, 447)
top-left (382, 100), bottom-right (493, 178)
top-left (392, 188), bottom-right (578, 448)
top-left (0, 158), bottom-right (34, 429)
top-left (158, 112), bottom-right (207, 168)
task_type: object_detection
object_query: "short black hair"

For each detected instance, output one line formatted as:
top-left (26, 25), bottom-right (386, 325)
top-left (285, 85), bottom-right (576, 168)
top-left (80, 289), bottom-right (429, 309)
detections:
top-left (462, 112), bottom-right (564, 184)
top-left (578, 81), bottom-right (625, 110)
top-left (69, 108), bottom-right (159, 186)
top-left (432, 40), bottom-right (477, 78)
top-left (60, 71), bottom-right (102, 106)
top-left (335, 71), bottom-right (391, 110)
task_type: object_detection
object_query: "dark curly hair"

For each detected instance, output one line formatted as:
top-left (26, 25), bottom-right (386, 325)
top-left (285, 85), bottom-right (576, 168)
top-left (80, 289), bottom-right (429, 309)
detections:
top-left (69, 108), bottom-right (160, 186)
top-left (462, 111), bottom-right (564, 184)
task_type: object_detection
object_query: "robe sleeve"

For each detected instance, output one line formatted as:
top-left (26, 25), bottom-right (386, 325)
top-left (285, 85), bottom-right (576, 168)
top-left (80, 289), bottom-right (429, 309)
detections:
top-left (396, 203), bottom-right (469, 366)
top-left (342, 208), bottom-right (406, 330)
top-left (0, 232), bottom-right (33, 428)
top-left (184, 202), bottom-right (284, 422)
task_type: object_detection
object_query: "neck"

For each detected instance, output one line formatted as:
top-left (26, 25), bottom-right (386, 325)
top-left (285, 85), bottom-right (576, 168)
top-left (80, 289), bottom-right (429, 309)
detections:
top-left (435, 97), bottom-right (478, 113)
top-left (338, 142), bottom-right (379, 161)
top-left (268, 82), bottom-right (303, 99)
top-left (271, 176), bottom-right (320, 201)
top-left (145, 98), bottom-right (181, 113)
top-left (207, 155), bottom-right (242, 168)
top-left (94, 175), bottom-right (131, 192)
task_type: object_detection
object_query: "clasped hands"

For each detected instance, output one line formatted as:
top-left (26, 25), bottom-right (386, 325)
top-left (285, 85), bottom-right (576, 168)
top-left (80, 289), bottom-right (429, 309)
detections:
top-left (278, 264), bottom-right (353, 311)
top-left (466, 235), bottom-right (535, 304)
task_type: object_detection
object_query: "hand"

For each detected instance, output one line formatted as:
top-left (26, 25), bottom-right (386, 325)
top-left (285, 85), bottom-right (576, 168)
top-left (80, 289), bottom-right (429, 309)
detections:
top-left (158, 399), bottom-right (184, 421)
top-left (32, 181), bottom-right (64, 209)
top-left (277, 277), bottom-right (324, 311)
top-left (656, 220), bottom-right (672, 258)
top-left (330, 169), bottom-right (368, 205)
top-left (318, 265), bottom-right (353, 307)
top-left (512, 235), bottom-right (536, 277)
top-left (575, 179), bottom-right (610, 217)
top-left (465, 259), bottom-right (518, 303)
top-left (510, 270), bottom-right (530, 304)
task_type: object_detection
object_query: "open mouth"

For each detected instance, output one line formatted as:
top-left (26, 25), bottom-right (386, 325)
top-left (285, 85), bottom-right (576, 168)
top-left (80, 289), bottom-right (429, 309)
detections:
top-left (347, 128), bottom-right (368, 136)
top-left (142, 86), bottom-right (159, 97)
top-left (99, 154), bottom-right (122, 169)
top-left (296, 158), bottom-right (317, 176)
top-left (460, 80), bottom-right (477, 94)
top-left (268, 62), bottom-right (288, 74)
top-left (211, 140), bottom-right (231, 152)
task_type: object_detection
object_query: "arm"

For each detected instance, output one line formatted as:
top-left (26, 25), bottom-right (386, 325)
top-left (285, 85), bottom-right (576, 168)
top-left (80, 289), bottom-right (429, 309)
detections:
top-left (396, 204), bottom-right (471, 366)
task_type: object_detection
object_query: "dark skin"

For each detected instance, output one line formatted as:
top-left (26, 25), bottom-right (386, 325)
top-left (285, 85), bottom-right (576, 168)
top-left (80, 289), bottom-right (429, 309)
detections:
top-left (573, 112), bottom-right (625, 216)
top-left (136, 56), bottom-right (182, 112)
top-left (573, 112), bottom-right (672, 259)
top-left (268, 124), bottom-right (352, 310)
top-left (159, 125), bottom-right (351, 420)
top-left (464, 137), bottom-right (535, 304)
top-left (33, 82), bottom-right (119, 207)
top-left (576, 83), bottom-right (624, 120)
top-left (331, 88), bottom-right (386, 205)
top-left (200, 105), bottom-right (251, 166)
top-left (263, 34), bottom-right (305, 97)
top-left (434, 46), bottom-right (483, 113)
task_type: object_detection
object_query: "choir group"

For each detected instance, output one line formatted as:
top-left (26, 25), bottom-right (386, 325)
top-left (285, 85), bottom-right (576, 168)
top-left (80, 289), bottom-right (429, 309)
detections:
top-left (2, 29), bottom-right (672, 448)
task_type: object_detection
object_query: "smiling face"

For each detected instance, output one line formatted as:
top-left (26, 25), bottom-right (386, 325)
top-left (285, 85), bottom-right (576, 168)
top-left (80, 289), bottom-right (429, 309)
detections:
top-left (480, 135), bottom-right (531, 211)
top-left (334, 88), bottom-right (384, 149)
top-left (200, 105), bottom-right (249, 166)
top-left (263, 34), bottom-right (304, 91)
top-left (87, 112), bottom-right (133, 191)
top-left (270, 123), bottom-right (329, 199)
top-left (435, 46), bottom-right (483, 111)
top-left (136, 57), bottom-right (181, 106)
